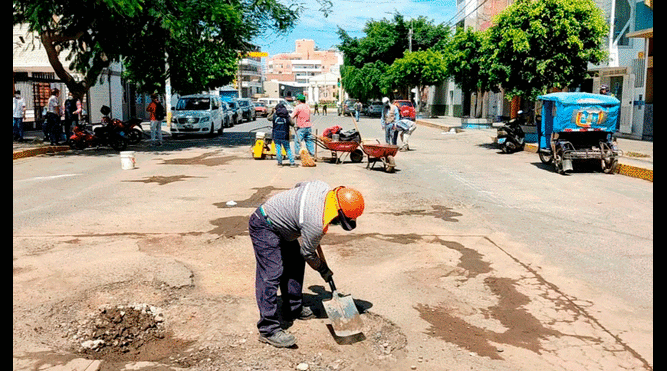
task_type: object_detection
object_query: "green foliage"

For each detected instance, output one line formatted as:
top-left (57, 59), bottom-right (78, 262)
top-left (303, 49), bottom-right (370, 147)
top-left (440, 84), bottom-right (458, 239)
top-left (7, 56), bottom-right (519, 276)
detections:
top-left (13, 0), bottom-right (301, 96)
top-left (388, 50), bottom-right (447, 91)
top-left (340, 62), bottom-right (391, 102)
top-left (486, 0), bottom-right (608, 100)
top-left (445, 27), bottom-right (495, 95)
top-left (336, 13), bottom-right (450, 100)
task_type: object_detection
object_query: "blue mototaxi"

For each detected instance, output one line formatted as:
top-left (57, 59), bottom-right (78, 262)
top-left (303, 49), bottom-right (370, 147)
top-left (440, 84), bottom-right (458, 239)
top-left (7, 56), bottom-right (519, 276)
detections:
top-left (536, 92), bottom-right (621, 174)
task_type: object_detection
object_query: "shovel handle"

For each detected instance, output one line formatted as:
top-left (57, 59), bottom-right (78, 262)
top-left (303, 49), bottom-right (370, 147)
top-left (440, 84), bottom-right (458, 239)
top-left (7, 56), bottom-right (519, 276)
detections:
top-left (316, 245), bottom-right (337, 293)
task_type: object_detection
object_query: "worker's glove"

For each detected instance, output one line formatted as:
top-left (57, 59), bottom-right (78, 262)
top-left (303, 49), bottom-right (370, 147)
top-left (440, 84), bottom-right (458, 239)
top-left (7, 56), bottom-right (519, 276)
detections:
top-left (317, 263), bottom-right (334, 282)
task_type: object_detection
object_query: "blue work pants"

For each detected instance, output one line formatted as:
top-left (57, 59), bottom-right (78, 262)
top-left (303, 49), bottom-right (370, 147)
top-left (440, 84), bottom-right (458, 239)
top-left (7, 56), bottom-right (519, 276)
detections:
top-left (249, 208), bottom-right (305, 336)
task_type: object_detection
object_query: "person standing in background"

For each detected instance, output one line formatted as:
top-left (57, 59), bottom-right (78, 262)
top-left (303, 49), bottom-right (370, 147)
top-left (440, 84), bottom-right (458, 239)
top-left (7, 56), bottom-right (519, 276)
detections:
top-left (291, 94), bottom-right (315, 157)
top-left (63, 92), bottom-right (82, 142)
top-left (146, 94), bottom-right (164, 146)
top-left (13, 90), bottom-right (26, 142)
top-left (46, 88), bottom-right (62, 145)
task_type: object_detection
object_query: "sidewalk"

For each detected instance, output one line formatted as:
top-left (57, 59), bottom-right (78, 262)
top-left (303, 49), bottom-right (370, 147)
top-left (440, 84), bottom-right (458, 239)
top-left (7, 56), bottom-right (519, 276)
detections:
top-left (416, 116), bottom-right (653, 182)
top-left (13, 122), bottom-right (159, 160)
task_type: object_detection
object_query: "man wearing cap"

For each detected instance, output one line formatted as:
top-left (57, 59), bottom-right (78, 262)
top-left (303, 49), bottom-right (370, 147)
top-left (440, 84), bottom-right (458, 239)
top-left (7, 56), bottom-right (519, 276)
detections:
top-left (249, 180), bottom-right (365, 348)
top-left (380, 97), bottom-right (400, 145)
top-left (291, 94), bottom-right (315, 157)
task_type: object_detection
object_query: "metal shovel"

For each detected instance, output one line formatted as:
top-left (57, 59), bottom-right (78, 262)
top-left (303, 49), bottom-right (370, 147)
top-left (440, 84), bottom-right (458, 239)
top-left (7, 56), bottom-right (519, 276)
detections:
top-left (317, 246), bottom-right (363, 337)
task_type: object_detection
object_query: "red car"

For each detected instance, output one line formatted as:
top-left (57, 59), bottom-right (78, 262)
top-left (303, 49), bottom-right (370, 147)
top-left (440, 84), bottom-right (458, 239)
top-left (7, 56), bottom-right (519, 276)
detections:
top-left (253, 101), bottom-right (267, 117)
top-left (394, 100), bottom-right (415, 120)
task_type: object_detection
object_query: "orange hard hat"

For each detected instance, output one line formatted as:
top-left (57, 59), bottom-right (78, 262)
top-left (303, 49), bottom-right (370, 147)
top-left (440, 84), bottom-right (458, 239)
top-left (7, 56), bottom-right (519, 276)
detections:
top-left (336, 187), bottom-right (364, 219)
top-left (323, 186), bottom-right (365, 231)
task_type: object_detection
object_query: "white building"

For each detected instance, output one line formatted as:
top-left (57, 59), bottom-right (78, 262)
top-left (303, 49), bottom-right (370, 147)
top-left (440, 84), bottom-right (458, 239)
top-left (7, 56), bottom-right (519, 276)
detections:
top-left (12, 24), bottom-right (149, 127)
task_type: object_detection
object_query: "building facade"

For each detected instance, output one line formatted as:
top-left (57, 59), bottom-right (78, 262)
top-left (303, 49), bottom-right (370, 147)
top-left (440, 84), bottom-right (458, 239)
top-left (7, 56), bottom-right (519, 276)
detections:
top-left (264, 39), bottom-right (343, 104)
top-left (13, 24), bottom-right (154, 127)
top-left (444, 0), bottom-right (652, 140)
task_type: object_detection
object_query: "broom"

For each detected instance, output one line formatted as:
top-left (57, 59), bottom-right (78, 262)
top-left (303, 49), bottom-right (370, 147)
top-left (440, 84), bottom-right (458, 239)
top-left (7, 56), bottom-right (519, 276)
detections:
top-left (300, 148), bottom-right (316, 167)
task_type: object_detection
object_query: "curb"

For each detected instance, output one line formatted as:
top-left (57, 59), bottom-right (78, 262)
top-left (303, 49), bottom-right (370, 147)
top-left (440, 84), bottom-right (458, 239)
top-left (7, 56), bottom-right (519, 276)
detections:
top-left (13, 145), bottom-right (70, 160)
top-left (524, 143), bottom-right (652, 182)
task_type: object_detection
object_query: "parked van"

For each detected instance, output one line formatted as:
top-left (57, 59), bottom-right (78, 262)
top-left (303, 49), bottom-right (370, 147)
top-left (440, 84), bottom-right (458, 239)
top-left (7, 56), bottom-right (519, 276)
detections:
top-left (171, 94), bottom-right (224, 138)
top-left (257, 98), bottom-right (294, 114)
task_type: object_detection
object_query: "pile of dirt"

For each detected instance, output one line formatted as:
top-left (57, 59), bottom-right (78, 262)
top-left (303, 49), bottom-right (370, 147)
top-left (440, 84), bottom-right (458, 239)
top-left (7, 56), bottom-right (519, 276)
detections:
top-left (69, 303), bottom-right (166, 358)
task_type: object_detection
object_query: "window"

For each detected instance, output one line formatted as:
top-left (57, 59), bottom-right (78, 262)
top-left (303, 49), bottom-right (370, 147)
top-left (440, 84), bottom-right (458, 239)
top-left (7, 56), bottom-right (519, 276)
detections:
top-left (614, 0), bottom-right (632, 47)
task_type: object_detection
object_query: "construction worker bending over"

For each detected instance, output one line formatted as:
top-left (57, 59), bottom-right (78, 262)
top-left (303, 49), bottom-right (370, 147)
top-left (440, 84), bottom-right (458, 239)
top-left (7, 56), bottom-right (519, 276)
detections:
top-left (395, 119), bottom-right (417, 151)
top-left (249, 180), bottom-right (365, 348)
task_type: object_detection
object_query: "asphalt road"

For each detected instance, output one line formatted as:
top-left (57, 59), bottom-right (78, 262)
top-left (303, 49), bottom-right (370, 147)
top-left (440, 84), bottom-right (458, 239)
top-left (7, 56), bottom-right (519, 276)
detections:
top-left (13, 113), bottom-right (652, 370)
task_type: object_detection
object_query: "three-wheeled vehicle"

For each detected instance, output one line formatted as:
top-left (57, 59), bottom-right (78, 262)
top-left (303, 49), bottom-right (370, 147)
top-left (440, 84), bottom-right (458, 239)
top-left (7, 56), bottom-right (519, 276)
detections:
top-left (536, 92), bottom-right (620, 174)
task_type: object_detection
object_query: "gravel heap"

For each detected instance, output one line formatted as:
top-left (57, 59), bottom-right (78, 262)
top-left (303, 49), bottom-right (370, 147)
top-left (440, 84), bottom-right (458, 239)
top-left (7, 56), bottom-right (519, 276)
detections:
top-left (70, 303), bottom-right (165, 355)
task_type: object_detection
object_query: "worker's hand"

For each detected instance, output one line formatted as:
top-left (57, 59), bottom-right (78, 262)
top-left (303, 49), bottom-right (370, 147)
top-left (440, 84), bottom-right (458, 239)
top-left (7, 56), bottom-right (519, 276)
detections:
top-left (317, 263), bottom-right (333, 282)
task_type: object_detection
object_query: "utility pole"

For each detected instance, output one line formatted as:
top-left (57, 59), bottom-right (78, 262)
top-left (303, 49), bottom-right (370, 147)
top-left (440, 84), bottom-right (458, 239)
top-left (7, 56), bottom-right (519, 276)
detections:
top-left (165, 51), bottom-right (172, 130)
top-left (409, 24), bottom-right (420, 114)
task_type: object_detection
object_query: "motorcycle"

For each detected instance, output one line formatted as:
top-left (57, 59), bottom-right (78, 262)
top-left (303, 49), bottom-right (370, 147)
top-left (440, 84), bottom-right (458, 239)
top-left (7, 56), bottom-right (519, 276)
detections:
top-left (100, 106), bottom-right (144, 144)
top-left (69, 106), bottom-right (128, 151)
top-left (496, 109), bottom-right (528, 153)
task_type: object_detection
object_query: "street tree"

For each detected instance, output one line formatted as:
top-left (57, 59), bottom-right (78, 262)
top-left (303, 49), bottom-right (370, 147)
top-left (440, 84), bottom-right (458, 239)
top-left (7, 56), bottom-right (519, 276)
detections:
top-left (486, 0), bottom-right (608, 100)
top-left (340, 61), bottom-right (392, 103)
top-left (13, 0), bottom-right (316, 98)
top-left (388, 50), bottom-right (447, 113)
top-left (445, 27), bottom-right (495, 118)
top-left (336, 13), bottom-right (450, 101)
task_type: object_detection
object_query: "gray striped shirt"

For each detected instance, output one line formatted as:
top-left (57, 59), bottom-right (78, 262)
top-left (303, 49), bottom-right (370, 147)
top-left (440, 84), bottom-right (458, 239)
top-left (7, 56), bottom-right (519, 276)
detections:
top-left (262, 180), bottom-right (331, 267)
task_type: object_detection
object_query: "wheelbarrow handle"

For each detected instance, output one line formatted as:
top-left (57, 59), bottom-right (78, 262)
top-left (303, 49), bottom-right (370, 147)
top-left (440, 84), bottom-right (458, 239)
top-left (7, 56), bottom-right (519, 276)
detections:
top-left (328, 278), bottom-right (337, 293)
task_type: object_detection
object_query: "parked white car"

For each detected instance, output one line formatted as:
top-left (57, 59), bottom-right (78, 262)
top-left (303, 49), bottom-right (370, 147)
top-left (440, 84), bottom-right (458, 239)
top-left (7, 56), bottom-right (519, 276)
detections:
top-left (170, 94), bottom-right (224, 138)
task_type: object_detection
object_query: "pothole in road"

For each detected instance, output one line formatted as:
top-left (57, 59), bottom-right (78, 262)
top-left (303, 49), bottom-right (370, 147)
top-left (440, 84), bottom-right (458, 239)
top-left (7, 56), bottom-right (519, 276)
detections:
top-left (160, 152), bottom-right (236, 167)
top-left (380, 204), bottom-right (463, 222)
top-left (124, 175), bottom-right (198, 185)
top-left (214, 186), bottom-right (290, 209)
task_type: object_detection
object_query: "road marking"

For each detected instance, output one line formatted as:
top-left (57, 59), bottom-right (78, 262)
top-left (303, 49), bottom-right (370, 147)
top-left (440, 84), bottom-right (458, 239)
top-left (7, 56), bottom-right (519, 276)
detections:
top-left (15, 174), bottom-right (80, 183)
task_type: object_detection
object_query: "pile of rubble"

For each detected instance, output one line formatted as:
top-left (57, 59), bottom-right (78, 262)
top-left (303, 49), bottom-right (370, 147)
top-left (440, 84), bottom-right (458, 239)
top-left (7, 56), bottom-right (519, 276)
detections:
top-left (70, 303), bottom-right (165, 356)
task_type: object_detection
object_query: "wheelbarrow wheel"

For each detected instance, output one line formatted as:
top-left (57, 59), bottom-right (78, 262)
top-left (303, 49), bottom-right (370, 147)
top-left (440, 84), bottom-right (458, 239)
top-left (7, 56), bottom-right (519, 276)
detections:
top-left (350, 149), bottom-right (364, 163)
top-left (384, 155), bottom-right (396, 173)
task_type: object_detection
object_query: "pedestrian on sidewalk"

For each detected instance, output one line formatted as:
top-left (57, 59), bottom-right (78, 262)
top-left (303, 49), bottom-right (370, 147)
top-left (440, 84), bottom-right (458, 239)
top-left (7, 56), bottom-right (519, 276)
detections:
top-left (380, 97), bottom-right (399, 145)
top-left (291, 94), bottom-right (315, 157)
top-left (63, 92), bottom-right (82, 142)
top-left (13, 90), bottom-right (26, 142)
top-left (146, 94), bottom-right (164, 146)
top-left (272, 102), bottom-right (296, 167)
top-left (249, 180), bottom-right (365, 348)
top-left (46, 88), bottom-right (62, 145)
top-left (313, 102), bottom-right (319, 115)
top-left (322, 103), bottom-right (327, 115)
top-left (354, 100), bottom-right (362, 122)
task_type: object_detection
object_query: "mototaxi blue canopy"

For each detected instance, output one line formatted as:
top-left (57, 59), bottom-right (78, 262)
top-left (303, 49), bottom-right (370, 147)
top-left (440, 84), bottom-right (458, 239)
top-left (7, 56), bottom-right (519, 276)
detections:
top-left (536, 92), bottom-right (620, 150)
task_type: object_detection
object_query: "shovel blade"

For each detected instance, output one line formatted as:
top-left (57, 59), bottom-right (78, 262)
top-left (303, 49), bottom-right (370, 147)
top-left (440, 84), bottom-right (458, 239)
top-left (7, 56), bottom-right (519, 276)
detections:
top-left (322, 291), bottom-right (363, 337)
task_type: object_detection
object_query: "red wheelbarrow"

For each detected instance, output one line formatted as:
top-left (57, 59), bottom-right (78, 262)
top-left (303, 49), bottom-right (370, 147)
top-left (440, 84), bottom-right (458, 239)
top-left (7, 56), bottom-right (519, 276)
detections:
top-left (361, 141), bottom-right (399, 172)
top-left (316, 136), bottom-right (364, 164)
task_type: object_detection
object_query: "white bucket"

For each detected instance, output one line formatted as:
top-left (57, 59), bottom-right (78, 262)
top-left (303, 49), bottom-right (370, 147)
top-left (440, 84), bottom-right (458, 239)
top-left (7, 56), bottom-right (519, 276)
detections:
top-left (120, 151), bottom-right (136, 170)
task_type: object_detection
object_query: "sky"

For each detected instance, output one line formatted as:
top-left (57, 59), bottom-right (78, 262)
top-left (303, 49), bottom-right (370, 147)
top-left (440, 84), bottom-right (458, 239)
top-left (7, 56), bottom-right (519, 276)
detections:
top-left (254, 0), bottom-right (459, 57)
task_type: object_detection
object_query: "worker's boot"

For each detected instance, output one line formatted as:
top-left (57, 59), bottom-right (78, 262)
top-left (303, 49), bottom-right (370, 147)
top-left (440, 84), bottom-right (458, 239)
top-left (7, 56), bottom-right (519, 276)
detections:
top-left (259, 330), bottom-right (296, 348)
top-left (296, 306), bottom-right (315, 320)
